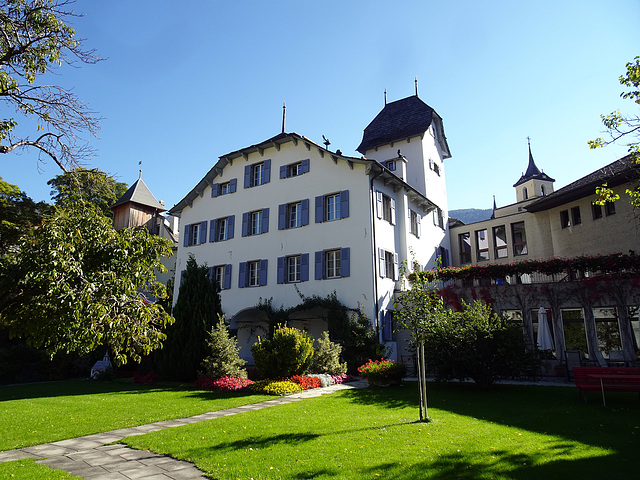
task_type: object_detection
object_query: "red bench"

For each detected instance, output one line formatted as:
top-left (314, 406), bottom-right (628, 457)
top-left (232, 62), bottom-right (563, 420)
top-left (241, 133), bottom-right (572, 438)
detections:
top-left (573, 366), bottom-right (640, 406)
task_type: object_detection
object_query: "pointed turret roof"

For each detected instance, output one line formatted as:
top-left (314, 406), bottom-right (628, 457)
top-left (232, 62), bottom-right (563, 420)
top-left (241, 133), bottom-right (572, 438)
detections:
top-left (513, 144), bottom-right (555, 187)
top-left (111, 176), bottom-right (165, 212)
top-left (356, 95), bottom-right (451, 157)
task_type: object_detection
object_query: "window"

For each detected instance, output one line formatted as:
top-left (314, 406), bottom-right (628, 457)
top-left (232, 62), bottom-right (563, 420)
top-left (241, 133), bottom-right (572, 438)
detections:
top-left (278, 199), bottom-right (309, 230)
top-left (523, 187), bottom-right (528, 200)
top-left (493, 225), bottom-right (508, 259)
top-left (592, 203), bottom-right (603, 220)
top-left (438, 246), bottom-right (450, 267)
top-left (571, 206), bottom-right (581, 225)
top-left (410, 210), bottom-right (421, 237)
top-left (241, 209), bottom-right (269, 236)
top-left (210, 264), bottom-right (232, 290)
top-left (277, 254), bottom-right (310, 284)
top-left (211, 179), bottom-right (237, 197)
top-left (238, 259), bottom-right (268, 287)
top-left (244, 160), bottom-right (271, 188)
top-left (183, 221), bottom-right (207, 246)
top-left (541, 185), bottom-right (546, 196)
top-left (459, 233), bottom-right (471, 264)
top-left (315, 191), bottom-right (349, 222)
top-left (385, 160), bottom-right (396, 171)
top-left (376, 192), bottom-right (396, 225)
top-left (433, 207), bottom-right (444, 229)
top-left (605, 202), bottom-right (616, 216)
top-left (314, 248), bottom-right (350, 280)
top-left (560, 210), bottom-right (570, 228)
top-left (511, 221), bottom-right (527, 256)
top-left (209, 216), bottom-right (235, 242)
top-left (280, 159), bottom-right (310, 179)
top-left (379, 249), bottom-right (399, 280)
top-left (475, 229), bottom-right (489, 261)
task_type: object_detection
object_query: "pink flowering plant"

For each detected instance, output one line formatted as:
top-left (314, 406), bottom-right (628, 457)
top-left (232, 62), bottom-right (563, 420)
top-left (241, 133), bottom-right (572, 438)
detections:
top-left (358, 359), bottom-right (407, 386)
top-left (194, 376), bottom-right (254, 392)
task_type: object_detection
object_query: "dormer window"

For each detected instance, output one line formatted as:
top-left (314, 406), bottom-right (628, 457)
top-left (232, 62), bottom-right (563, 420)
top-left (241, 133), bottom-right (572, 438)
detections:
top-left (385, 160), bottom-right (396, 171)
top-left (540, 185), bottom-right (546, 196)
top-left (523, 187), bottom-right (528, 200)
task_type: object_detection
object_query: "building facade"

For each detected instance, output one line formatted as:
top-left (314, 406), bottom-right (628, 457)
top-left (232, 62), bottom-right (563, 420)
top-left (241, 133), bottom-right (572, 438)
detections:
top-left (169, 95), bottom-right (451, 362)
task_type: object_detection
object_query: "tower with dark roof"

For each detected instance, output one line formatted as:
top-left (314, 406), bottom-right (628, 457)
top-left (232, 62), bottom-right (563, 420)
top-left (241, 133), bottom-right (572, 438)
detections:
top-left (111, 175), bottom-right (167, 233)
top-left (513, 142), bottom-right (555, 202)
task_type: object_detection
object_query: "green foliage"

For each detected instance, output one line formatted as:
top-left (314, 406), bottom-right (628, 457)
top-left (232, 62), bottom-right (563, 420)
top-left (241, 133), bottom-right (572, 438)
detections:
top-left (47, 168), bottom-right (128, 218)
top-left (0, 177), bottom-right (50, 251)
top-left (200, 315), bottom-right (247, 380)
top-left (0, 201), bottom-right (173, 365)
top-left (588, 56), bottom-right (640, 209)
top-left (251, 325), bottom-right (314, 379)
top-left (0, 0), bottom-right (100, 169)
top-left (156, 255), bottom-right (221, 381)
top-left (421, 300), bottom-right (539, 389)
top-left (357, 358), bottom-right (407, 386)
top-left (312, 331), bottom-right (347, 375)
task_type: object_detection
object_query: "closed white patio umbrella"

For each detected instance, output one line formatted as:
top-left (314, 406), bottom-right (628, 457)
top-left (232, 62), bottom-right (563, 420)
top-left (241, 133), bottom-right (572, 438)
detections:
top-left (536, 307), bottom-right (554, 351)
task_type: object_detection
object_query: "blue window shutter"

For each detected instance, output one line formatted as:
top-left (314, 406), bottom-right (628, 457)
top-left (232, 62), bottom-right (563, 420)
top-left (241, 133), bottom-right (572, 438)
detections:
top-left (301, 158), bottom-right (310, 173)
top-left (244, 165), bottom-right (251, 188)
top-left (382, 311), bottom-right (392, 341)
top-left (376, 192), bottom-right (383, 218)
top-left (277, 256), bottom-right (285, 284)
top-left (315, 196), bottom-right (324, 223)
top-left (301, 198), bottom-right (309, 226)
top-left (242, 212), bottom-right (249, 237)
top-left (210, 219), bottom-right (217, 242)
top-left (390, 198), bottom-right (396, 225)
top-left (379, 248), bottom-right (386, 277)
top-left (238, 262), bottom-right (247, 288)
top-left (230, 178), bottom-right (237, 193)
top-left (340, 190), bottom-right (349, 218)
top-left (180, 269), bottom-right (185, 286)
top-left (259, 259), bottom-right (268, 286)
top-left (261, 208), bottom-right (269, 233)
top-left (393, 253), bottom-right (399, 281)
top-left (280, 165), bottom-right (287, 179)
top-left (211, 183), bottom-right (219, 197)
top-left (444, 248), bottom-right (450, 267)
top-left (183, 224), bottom-right (191, 247)
top-left (301, 253), bottom-right (309, 281)
top-left (208, 266), bottom-right (214, 281)
top-left (278, 204), bottom-right (287, 230)
top-left (315, 251), bottom-right (323, 280)
top-left (341, 247), bottom-right (350, 277)
top-left (228, 215), bottom-right (235, 239)
top-left (199, 221), bottom-right (207, 244)
top-left (263, 159), bottom-right (271, 184)
top-left (224, 264), bottom-right (232, 289)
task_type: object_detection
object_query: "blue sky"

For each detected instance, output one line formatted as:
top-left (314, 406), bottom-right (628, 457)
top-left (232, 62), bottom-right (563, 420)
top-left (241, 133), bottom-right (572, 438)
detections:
top-left (3, 0), bottom-right (638, 212)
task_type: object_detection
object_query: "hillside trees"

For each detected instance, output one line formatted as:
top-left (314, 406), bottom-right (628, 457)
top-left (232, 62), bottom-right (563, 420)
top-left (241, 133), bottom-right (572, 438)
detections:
top-left (0, 0), bottom-right (100, 171)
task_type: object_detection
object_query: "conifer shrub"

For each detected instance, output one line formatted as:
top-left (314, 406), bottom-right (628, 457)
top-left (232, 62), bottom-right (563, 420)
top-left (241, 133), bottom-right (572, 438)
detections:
top-left (200, 315), bottom-right (247, 379)
top-left (312, 331), bottom-right (347, 375)
top-left (251, 325), bottom-right (314, 379)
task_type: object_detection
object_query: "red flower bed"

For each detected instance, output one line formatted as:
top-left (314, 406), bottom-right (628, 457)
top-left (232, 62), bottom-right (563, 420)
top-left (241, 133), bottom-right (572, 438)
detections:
top-left (194, 376), bottom-right (254, 391)
top-left (290, 375), bottom-right (322, 390)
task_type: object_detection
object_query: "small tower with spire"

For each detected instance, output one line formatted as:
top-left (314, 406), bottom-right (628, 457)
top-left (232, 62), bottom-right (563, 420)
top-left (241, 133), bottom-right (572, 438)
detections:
top-left (512, 138), bottom-right (555, 203)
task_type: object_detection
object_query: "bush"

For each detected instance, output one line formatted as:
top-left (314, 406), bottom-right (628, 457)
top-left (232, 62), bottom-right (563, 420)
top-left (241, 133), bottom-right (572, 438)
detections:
top-left (133, 371), bottom-right (158, 384)
top-left (251, 325), bottom-right (314, 379)
top-left (200, 315), bottom-right (247, 379)
top-left (312, 331), bottom-right (347, 375)
top-left (358, 359), bottom-right (407, 386)
top-left (290, 375), bottom-right (321, 390)
top-left (423, 300), bottom-right (540, 389)
top-left (250, 379), bottom-right (302, 395)
top-left (194, 376), bottom-right (253, 391)
top-left (332, 374), bottom-right (355, 384)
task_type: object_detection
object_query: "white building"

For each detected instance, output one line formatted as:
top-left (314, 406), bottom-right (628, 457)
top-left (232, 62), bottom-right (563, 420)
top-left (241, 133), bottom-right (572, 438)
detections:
top-left (169, 94), bottom-right (451, 362)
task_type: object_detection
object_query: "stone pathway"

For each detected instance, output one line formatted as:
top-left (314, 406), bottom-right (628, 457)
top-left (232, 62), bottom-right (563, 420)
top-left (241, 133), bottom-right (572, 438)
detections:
top-left (0, 380), bottom-right (367, 479)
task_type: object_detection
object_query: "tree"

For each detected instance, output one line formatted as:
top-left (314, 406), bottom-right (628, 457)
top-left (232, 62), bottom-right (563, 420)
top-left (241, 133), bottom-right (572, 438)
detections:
top-left (0, 177), bottom-right (49, 251)
top-left (47, 167), bottom-right (128, 218)
top-left (0, 201), bottom-right (173, 364)
top-left (200, 315), bottom-right (247, 379)
top-left (589, 56), bottom-right (640, 207)
top-left (312, 331), bottom-right (347, 375)
top-left (0, 0), bottom-right (100, 172)
top-left (252, 325), bottom-right (314, 379)
top-left (155, 255), bottom-right (221, 381)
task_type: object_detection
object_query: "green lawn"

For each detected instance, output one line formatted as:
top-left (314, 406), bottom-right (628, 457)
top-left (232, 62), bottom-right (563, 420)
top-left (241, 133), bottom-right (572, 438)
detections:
top-left (122, 382), bottom-right (640, 480)
top-left (0, 459), bottom-right (80, 479)
top-left (0, 379), bottom-right (271, 451)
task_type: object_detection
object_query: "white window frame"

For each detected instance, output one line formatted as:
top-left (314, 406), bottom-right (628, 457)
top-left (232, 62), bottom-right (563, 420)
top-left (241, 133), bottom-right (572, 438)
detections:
top-left (325, 249), bottom-right (341, 278)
